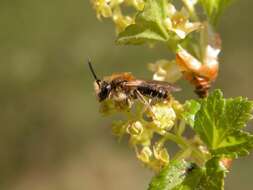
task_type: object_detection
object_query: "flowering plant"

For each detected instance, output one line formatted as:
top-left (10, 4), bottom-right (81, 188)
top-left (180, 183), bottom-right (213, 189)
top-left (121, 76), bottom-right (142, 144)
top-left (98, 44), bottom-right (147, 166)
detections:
top-left (90, 0), bottom-right (253, 189)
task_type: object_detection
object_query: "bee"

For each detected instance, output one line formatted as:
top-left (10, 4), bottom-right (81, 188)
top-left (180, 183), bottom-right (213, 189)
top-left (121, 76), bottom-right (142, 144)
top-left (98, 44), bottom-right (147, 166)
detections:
top-left (88, 60), bottom-right (180, 105)
top-left (176, 25), bottom-right (221, 98)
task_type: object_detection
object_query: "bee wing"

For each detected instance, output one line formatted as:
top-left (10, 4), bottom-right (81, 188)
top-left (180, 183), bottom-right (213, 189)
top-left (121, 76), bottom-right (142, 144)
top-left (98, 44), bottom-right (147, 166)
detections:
top-left (146, 80), bottom-right (181, 92)
top-left (124, 80), bottom-right (181, 92)
top-left (123, 80), bottom-right (144, 87)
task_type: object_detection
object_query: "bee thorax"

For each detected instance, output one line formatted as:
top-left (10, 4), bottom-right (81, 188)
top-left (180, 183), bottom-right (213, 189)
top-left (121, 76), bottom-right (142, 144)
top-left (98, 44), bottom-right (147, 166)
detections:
top-left (111, 91), bottom-right (128, 101)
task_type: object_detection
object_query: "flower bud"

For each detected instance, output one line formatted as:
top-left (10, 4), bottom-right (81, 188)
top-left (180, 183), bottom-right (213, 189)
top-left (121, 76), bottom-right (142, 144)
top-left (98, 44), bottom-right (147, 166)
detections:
top-left (92, 0), bottom-right (113, 19)
top-left (127, 121), bottom-right (144, 136)
top-left (112, 120), bottom-right (126, 138)
top-left (153, 145), bottom-right (170, 164)
top-left (171, 99), bottom-right (184, 115)
top-left (131, 0), bottom-right (145, 10)
top-left (164, 18), bottom-right (172, 30)
top-left (137, 146), bottom-right (152, 163)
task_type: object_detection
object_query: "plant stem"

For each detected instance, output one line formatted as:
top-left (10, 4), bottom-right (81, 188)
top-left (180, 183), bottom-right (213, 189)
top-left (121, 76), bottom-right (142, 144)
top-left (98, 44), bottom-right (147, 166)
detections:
top-left (164, 132), bottom-right (207, 164)
top-left (164, 132), bottom-right (189, 149)
top-left (181, 0), bottom-right (199, 21)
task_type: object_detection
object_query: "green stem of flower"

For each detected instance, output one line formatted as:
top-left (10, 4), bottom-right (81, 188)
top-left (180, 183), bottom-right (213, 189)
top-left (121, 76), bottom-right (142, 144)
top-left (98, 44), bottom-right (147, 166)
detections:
top-left (172, 148), bottom-right (192, 161)
top-left (191, 147), bottom-right (208, 165)
top-left (181, 0), bottom-right (199, 21)
top-left (164, 132), bottom-right (207, 164)
top-left (164, 132), bottom-right (189, 149)
top-left (174, 120), bottom-right (186, 136)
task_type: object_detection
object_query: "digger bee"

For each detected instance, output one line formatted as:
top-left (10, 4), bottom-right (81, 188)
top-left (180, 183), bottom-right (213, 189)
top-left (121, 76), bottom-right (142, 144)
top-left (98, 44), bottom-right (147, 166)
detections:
top-left (176, 25), bottom-right (221, 98)
top-left (88, 60), bottom-right (180, 104)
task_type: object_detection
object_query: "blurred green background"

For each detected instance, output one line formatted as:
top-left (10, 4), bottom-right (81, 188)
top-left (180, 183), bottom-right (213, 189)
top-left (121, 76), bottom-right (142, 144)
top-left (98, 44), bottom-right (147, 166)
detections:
top-left (0, 0), bottom-right (252, 189)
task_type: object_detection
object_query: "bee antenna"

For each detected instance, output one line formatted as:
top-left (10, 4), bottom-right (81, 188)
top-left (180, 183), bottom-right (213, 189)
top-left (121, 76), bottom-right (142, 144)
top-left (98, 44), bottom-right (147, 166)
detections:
top-left (88, 59), bottom-right (100, 85)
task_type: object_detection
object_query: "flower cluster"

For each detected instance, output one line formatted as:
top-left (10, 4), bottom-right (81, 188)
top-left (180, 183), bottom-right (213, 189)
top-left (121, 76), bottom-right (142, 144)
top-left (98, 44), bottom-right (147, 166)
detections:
top-left (99, 96), bottom-right (187, 171)
top-left (91, 0), bottom-right (144, 32)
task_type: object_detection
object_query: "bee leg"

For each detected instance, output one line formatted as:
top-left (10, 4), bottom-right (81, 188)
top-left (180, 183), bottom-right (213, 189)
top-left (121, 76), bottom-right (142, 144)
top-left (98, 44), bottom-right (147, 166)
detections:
top-left (134, 89), bottom-right (150, 107)
top-left (134, 90), bottom-right (156, 119)
top-left (149, 98), bottom-right (158, 106)
top-left (127, 98), bottom-right (134, 108)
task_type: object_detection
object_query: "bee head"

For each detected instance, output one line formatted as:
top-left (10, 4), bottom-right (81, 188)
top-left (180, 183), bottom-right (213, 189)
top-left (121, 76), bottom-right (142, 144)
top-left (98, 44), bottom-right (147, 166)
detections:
top-left (95, 80), bottom-right (111, 102)
top-left (88, 59), bottom-right (112, 102)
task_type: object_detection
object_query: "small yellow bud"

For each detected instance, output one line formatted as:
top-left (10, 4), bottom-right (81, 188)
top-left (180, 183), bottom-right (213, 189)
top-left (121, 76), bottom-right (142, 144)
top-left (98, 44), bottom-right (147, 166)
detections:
top-left (164, 18), bottom-right (172, 30)
top-left (112, 120), bottom-right (126, 138)
top-left (137, 146), bottom-right (152, 163)
top-left (171, 99), bottom-right (184, 115)
top-left (167, 3), bottom-right (177, 17)
top-left (112, 6), bottom-right (134, 32)
top-left (92, 0), bottom-right (113, 19)
top-left (133, 0), bottom-right (145, 10)
top-left (101, 4), bottom-right (113, 17)
top-left (99, 99), bottom-right (115, 115)
top-left (127, 121), bottom-right (144, 136)
top-left (153, 144), bottom-right (170, 164)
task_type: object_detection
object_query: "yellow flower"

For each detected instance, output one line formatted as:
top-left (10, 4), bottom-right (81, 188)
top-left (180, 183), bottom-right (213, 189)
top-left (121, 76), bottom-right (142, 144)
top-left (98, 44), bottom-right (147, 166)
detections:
top-left (137, 146), bottom-right (153, 163)
top-left (126, 121), bottom-right (144, 136)
top-left (112, 7), bottom-right (134, 32)
top-left (125, 0), bottom-right (145, 10)
top-left (171, 98), bottom-right (184, 116)
top-left (128, 123), bottom-right (153, 146)
top-left (148, 59), bottom-right (182, 83)
top-left (164, 4), bottom-right (202, 39)
top-left (151, 102), bottom-right (177, 134)
top-left (153, 143), bottom-right (170, 164)
top-left (91, 0), bottom-right (113, 19)
top-left (112, 120), bottom-right (127, 139)
top-left (99, 99), bottom-right (116, 115)
top-left (91, 0), bottom-right (136, 32)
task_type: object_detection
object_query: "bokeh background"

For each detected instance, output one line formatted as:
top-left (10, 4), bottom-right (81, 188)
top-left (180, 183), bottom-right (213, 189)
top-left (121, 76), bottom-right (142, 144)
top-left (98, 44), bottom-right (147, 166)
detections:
top-left (0, 0), bottom-right (252, 189)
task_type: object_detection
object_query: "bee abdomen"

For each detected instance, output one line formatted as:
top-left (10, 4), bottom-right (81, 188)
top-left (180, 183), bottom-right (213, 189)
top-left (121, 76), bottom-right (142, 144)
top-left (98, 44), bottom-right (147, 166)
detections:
top-left (193, 76), bottom-right (211, 98)
top-left (137, 86), bottom-right (168, 99)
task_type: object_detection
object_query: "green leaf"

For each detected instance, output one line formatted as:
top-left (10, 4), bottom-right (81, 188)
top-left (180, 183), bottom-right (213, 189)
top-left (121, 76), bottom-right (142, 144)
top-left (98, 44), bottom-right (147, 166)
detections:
top-left (181, 100), bottom-right (201, 127)
top-left (197, 157), bottom-right (227, 190)
top-left (173, 164), bottom-right (204, 190)
top-left (148, 161), bottom-right (204, 190)
top-left (148, 158), bottom-right (228, 190)
top-left (194, 89), bottom-right (253, 158)
top-left (117, 0), bottom-right (174, 45)
top-left (199, 0), bottom-right (235, 25)
top-left (211, 130), bottom-right (253, 157)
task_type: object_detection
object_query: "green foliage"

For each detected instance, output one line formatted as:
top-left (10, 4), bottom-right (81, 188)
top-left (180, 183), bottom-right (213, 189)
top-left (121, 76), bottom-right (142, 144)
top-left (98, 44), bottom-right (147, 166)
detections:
top-left (197, 157), bottom-right (227, 190)
top-left (199, 0), bottom-right (235, 25)
top-left (148, 161), bottom-right (201, 190)
top-left (117, 0), bottom-right (172, 45)
top-left (181, 100), bottom-right (201, 127)
top-left (173, 165), bottom-right (203, 190)
top-left (194, 89), bottom-right (253, 158)
top-left (149, 157), bottom-right (229, 190)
